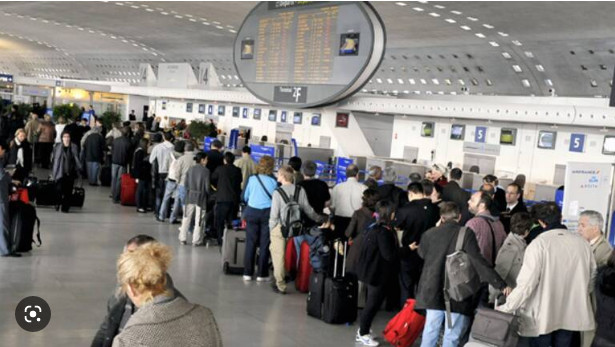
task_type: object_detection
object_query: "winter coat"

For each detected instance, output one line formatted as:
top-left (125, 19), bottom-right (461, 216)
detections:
top-left (593, 265), bottom-right (615, 346)
top-left (184, 165), bottom-right (211, 209)
top-left (356, 223), bottom-right (398, 286)
top-left (51, 143), bottom-right (81, 181)
top-left (37, 121), bottom-right (56, 143)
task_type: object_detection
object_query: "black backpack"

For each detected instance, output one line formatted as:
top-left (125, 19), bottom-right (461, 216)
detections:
top-left (8, 200), bottom-right (41, 253)
top-left (277, 186), bottom-right (304, 238)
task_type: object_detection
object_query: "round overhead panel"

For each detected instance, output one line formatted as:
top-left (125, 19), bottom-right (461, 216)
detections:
top-left (234, 1), bottom-right (386, 108)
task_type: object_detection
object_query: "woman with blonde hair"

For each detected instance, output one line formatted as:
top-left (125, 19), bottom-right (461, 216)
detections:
top-left (113, 242), bottom-right (222, 347)
top-left (8, 128), bottom-right (33, 181)
top-left (241, 155), bottom-right (277, 282)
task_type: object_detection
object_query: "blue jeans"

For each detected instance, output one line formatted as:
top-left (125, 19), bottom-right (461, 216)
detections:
top-left (420, 310), bottom-right (471, 347)
top-left (111, 164), bottom-right (126, 202)
top-left (86, 161), bottom-right (100, 185)
top-left (243, 206), bottom-right (271, 277)
top-left (159, 180), bottom-right (177, 221)
top-left (172, 185), bottom-right (186, 222)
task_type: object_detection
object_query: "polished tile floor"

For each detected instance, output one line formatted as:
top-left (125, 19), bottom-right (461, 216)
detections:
top-left (0, 181), bottom-right (397, 346)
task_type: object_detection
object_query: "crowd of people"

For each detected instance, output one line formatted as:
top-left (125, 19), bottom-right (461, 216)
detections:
top-left (2, 103), bottom-right (615, 346)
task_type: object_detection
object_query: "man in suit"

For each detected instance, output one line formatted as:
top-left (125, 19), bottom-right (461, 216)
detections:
top-left (500, 183), bottom-right (528, 233)
top-left (483, 174), bottom-right (506, 213)
top-left (395, 182), bottom-right (439, 302)
top-left (442, 168), bottom-right (472, 224)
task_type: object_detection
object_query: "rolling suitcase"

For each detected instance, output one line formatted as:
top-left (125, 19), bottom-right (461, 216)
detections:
top-left (71, 181), bottom-right (85, 208)
top-left (307, 271), bottom-right (325, 319)
top-left (383, 299), bottom-right (425, 347)
top-left (322, 241), bottom-right (358, 324)
top-left (36, 179), bottom-right (58, 206)
top-left (295, 240), bottom-right (312, 293)
top-left (8, 201), bottom-right (41, 254)
top-left (120, 173), bottom-right (137, 206)
top-left (222, 227), bottom-right (246, 275)
top-left (100, 166), bottom-right (112, 187)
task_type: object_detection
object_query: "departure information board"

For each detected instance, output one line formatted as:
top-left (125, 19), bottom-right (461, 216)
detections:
top-left (234, 1), bottom-right (385, 108)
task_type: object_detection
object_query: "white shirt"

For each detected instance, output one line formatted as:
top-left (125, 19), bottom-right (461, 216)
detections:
top-left (506, 202), bottom-right (518, 211)
top-left (330, 177), bottom-right (366, 218)
top-left (149, 141), bottom-right (174, 173)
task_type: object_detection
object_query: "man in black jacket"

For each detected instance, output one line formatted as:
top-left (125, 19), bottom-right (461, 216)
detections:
top-left (206, 139), bottom-right (224, 174)
top-left (500, 183), bottom-right (527, 233)
top-left (211, 151), bottom-right (243, 245)
top-left (484, 174), bottom-right (506, 213)
top-left (395, 182), bottom-right (439, 302)
top-left (442, 168), bottom-right (472, 224)
top-left (83, 126), bottom-right (105, 186)
top-left (414, 202), bottom-right (508, 347)
top-left (110, 127), bottom-right (133, 203)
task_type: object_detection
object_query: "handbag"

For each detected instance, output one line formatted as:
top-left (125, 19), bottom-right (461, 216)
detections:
top-left (469, 297), bottom-right (519, 347)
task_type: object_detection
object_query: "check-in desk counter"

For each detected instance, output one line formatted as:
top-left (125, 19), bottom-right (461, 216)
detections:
top-left (298, 147), bottom-right (335, 164)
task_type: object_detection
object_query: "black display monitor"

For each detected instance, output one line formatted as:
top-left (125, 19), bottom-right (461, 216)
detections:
top-left (450, 124), bottom-right (465, 140)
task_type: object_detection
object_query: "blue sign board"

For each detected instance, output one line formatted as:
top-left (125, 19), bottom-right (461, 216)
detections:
top-left (242, 108), bottom-right (249, 119)
top-left (314, 160), bottom-right (326, 177)
top-left (475, 126), bottom-right (487, 143)
top-left (336, 157), bottom-right (354, 184)
top-left (569, 133), bottom-right (586, 153)
top-left (203, 137), bottom-right (217, 152)
top-left (228, 129), bottom-right (239, 149)
top-left (250, 144), bottom-right (275, 164)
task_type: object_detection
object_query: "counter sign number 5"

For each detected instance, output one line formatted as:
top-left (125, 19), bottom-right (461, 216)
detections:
top-left (569, 133), bottom-right (585, 153)
top-left (475, 126), bottom-right (487, 143)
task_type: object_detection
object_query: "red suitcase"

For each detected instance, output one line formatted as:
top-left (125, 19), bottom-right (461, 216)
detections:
top-left (295, 241), bottom-right (312, 293)
top-left (383, 299), bottom-right (426, 347)
top-left (120, 173), bottom-right (137, 206)
top-left (285, 237), bottom-right (297, 277)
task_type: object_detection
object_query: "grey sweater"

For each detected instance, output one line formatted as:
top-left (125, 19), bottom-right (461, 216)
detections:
top-left (269, 183), bottom-right (324, 230)
top-left (111, 297), bottom-right (222, 347)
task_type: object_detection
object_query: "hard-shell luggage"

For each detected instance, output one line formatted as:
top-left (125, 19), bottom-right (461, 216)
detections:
top-left (222, 227), bottom-right (246, 275)
top-left (10, 188), bottom-right (30, 204)
top-left (71, 181), bottom-right (85, 208)
top-left (8, 201), bottom-right (41, 253)
top-left (120, 173), bottom-right (137, 206)
top-left (36, 179), bottom-right (58, 206)
top-left (467, 297), bottom-right (519, 347)
top-left (307, 271), bottom-right (325, 319)
top-left (322, 241), bottom-right (358, 324)
top-left (285, 237), bottom-right (298, 279)
top-left (383, 299), bottom-right (426, 347)
top-left (295, 240), bottom-right (312, 293)
top-left (24, 176), bottom-right (38, 203)
top-left (100, 166), bottom-right (112, 187)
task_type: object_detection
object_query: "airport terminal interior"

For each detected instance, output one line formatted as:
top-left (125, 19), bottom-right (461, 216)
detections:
top-left (1, 1), bottom-right (615, 346)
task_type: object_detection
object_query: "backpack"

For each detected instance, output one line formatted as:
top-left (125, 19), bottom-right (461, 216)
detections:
top-left (277, 185), bottom-right (304, 238)
top-left (444, 226), bottom-right (480, 328)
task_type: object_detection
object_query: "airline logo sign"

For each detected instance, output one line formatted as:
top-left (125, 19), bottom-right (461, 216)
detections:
top-left (475, 126), bottom-right (487, 143)
top-left (569, 133), bottom-right (585, 153)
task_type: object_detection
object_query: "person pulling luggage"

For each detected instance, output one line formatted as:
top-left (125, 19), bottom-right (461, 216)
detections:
top-left (0, 142), bottom-right (21, 257)
top-left (178, 152), bottom-right (211, 246)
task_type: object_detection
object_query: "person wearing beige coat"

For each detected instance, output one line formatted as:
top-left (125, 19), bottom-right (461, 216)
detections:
top-left (499, 203), bottom-right (596, 346)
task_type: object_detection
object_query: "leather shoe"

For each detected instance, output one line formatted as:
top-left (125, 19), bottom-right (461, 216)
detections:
top-left (271, 283), bottom-right (286, 295)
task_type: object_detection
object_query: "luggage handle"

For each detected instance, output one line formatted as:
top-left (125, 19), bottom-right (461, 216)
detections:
top-left (332, 239), bottom-right (347, 279)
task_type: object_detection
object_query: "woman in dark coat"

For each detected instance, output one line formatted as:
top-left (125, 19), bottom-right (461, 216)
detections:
top-left (51, 131), bottom-right (81, 213)
top-left (131, 138), bottom-right (151, 213)
top-left (8, 129), bottom-right (33, 182)
top-left (593, 250), bottom-right (615, 347)
top-left (345, 189), bottom-right (380, 274)
top-left (355, 200), bottom-right (398, 346)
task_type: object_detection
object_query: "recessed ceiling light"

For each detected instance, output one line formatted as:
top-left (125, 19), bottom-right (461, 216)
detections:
top-left (445, 18), bottom-right (456, 23)
top-left (434, 5), bottom-right (445, 9)
top-left (501, 52), bottom-right (512, 59)
top-left (521, 79), bottom-right (531, 87)
top-left (451, 10), bottom-right (462, 15)
top-left (160, 12), bottom-right (169, 15)
top-left (395, 2), bottom-right (407, 6)
top-left (489, 41), bottom-right (499, 47)
top-left (498, 32), bottom-right (509, 37)
top-left (512, 65), bottom-right (522, 73)
top-left (413, 7), bottom-right (424, 12)
top-left (512, 40), bottom-right (522, 46)
top-left (460, 25), bottom-right (471, 31)
top-left (146, 8), bottom-right (154, 12)
top-left (429, 12), bottom-right (440, 17)
top-left (483, 24), bottom-right (494, 29)
top-left (203, 22), bottom-right (210, 25)
top-left (475, 33), bottom-right (485, 38)
top-left (524, 51), bottom-right (534, 58)
top-left (467, 17), bottom-right (478, 21)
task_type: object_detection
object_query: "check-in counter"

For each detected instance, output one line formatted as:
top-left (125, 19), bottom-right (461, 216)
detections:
top-left (528, 183), bottom-right (558, 202)
top-left (298, 147), bottom-right (334, 164)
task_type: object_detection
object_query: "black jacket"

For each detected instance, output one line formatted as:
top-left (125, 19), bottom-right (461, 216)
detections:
top-left (499, 202), bottom-right (528, 233)
top-left (206, 150), bottom-right (224, 174)
top-left (395, 198), bottom-right (439, 260)
top-left (415, 221), bottom-right (506, 316)
top-left (8, 139), bottom-right (32, 181)
top-left (494, 187), bottom-right (507, 213)
top-left (131, 148), bottom-right (151, 181)
top-left (377, 183), bottom-right (408, 211)
top-left (64, 123), bottom-right (81, 146)
top-left (345, 207), bottom-right (375, 275)
top-left (442, 181), bottom-right (472, 224)
top-left (211, 164), bottom-right (243, 203)
top-left (111, 136), bottom-right (132, 166)
top-left (8, 113), bottom-right (24, 141)
top-left (356, 223), bottom-right (398, 286)
top-left (593, 266), bottom-right (615, 346)
top-left (83, 132), bottom-right (105, 163)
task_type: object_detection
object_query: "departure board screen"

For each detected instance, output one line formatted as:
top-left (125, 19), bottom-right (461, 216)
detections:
top-left (234, 1), bottom-right (385, 108)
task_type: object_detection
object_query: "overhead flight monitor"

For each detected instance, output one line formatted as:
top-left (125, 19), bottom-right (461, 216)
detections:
top-left (233, 1), bottom-right (386, 108)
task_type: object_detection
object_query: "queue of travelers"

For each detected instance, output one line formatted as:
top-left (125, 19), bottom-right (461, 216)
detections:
top-left (2, 104), bottom-right (615, 347)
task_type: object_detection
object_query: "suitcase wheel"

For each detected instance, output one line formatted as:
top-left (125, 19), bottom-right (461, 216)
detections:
top-left (223, 262), bottom-right (229, 274)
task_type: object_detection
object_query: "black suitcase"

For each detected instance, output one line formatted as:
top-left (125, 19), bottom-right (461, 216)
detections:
top-left (71, 185), bottom-right (85, 208)
top-left (9, 201), bottom-right (41, 253)
top-left (23, 176), bottom-right (38, 203)
top-left (100, 166), bottom-right (112, 187)
top-left (36, 179), bottom-right (58, 206)
top-left (307, 271), bottom-right (325, 319)
top-left (322, 241), bottom-right (358, 324)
